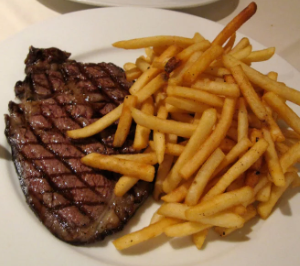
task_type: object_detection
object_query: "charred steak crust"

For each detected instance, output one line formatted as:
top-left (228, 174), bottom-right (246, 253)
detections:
top-left (5, 47), bottom-right (152, 245)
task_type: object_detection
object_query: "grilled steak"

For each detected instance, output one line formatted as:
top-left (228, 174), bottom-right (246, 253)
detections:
top-left (5, 47), bottom-right (152, 245)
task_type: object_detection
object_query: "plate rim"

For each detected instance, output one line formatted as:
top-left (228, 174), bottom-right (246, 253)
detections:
top-left (66, 0), bottom-right (220, 9)
top-left (0, 6), bottom-right (300, 266)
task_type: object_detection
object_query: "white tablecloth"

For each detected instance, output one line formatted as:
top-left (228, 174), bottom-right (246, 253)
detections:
top-left (1, 0), bottom-right (300, 71)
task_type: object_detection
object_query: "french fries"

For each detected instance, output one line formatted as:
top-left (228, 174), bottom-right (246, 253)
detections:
top-left (212, 2), bottom-right (257, 46)
top-left (132, 97), bottom-right (154, 150)
top-left (113, 95), bottom-right (137, 147)
top-left (66, 2), bottom-right (300, 253)
top-left (185, 148), bottom-right (225, 206)
top-left (180, 97), bottom-right (236, 180)
top-left (167, 85), bottom-right (224, 107)
top-left (183, 44), bottom-right (224, 84)
top-left (81, 153), bottom-right (155, 181)
top-left (113, 35), bottom-right (195, 49)
top-left (203, 139), bottom-right (268, 200)
top-left (163, 108), bottom-right (217, 193)
top-left (113, 218), bottom-right (180, 250)
top-left (192, 80), bottom-right (240, 98)
top-left (130, 107), bottom-right (197, 138)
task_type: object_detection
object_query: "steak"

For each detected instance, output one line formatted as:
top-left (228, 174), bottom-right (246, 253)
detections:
top-left (5, 47), bottom-right (152, 245)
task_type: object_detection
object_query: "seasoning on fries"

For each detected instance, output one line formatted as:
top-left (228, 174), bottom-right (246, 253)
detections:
top-left (66, 2), bottom-right (300, 252)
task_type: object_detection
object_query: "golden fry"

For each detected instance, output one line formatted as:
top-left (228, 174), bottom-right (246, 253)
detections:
top-left (262, 127), bottom-right (285, 186)
top-left (193, 230), bottom-right (209, 249)
top-left (167, 85), bottom-right (224, 107)
top-left (114, 176), bottom-right (139, 197)
top-left (180, 98), bottom-right (236, 180)
top-left (131, 107), bottom-right (197, 138)
top-left (164, 222), bottom-right (211, 237)
top-left (163, 108), bottom-right (217, 193)
top-left (212, 2), bottom-right (257, 46)
top-left (203, 139), bottom-right (268, 200)
top-left (243, 47), bottom-right (275, 63)
top-left (192, 80), bottom-right (240, 98)
top-left (186, 186), bottom-right (254, 219)
top-left (132, 97), bottom-right (154, 150)
top-left (113, 35), bottom-right (194, 49)
top-left (183, 44), bottom-right (224, 84)
top-left (113, 218), bottom-right (180, 250)
top-left (176, 40), bottom-right (211, 61)
top-left (237, 97), bottom-right (249, 142)
top-left (81, 153), bottom-right (155, 181)
top-left (223, 54), bottom-right (300, 105)
top-left (257, 172), bottom-right (295, 219)
top-left (113, 95), bottom-right (137, 147)
top-left (165, 96), bottom-right (210, 114)
top-left (263, 92), bottom-right (300, 135)
top-left (185, 148), bottom-right (225, 206)
top-left (153, 105), bottom-right (168, 164)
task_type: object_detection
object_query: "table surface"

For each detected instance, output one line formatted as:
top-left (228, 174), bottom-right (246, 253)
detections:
top-left (1, 0), bottom-right (300, 72)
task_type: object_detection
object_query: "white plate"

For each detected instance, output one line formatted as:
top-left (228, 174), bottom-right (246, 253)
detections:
top-left (66, 0), bottom-right (220, 9)
top-left (0, 7), bottom-right (300, 266)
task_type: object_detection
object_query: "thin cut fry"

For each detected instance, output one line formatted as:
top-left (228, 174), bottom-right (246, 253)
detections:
top-left (193, 230), bottom-right (208, 249)
top-left (131, 107), bottom-right (197, 138)
top-left (113, 95), bottom-right (137, 147)
top-left (229, 37), bottom-right (250, 54)
top-left (129, 45), bottom-right (178, 94)
top-left (81, 153), bottom-right (155, 181)
top-left (169, 51), bottom-right (203, 85)
top-left (180, 98), bottom-right (236, 180)
top-left (243, 47), bottom-right (275, 63)
top-left (203, 139), bottom-right (268, 200)
top-left (192, 80), bottom-right (240, 98)
top-left (223, 54), bottom-right (300, 106)
top-left (149, 141), bottom-right (185, 157)
top-left (153, 105), bottom-right (168, 164)
top-left (186, 186), bottom-right (254, 219)
top-left (279, 141), bottom-right (300, 173)
top-left (185, 148), bottom-right (225, 206)
top-left (164, 222), bottom-right (211, 237)
top-left (136, 56), bottom-right (151, 72)
top-left (231, 45), bottom-right (252, 60)
top-left (112, 152), bottom-right (158, 165)
top-left (256, 182), bottom-right (272, 202)
top-left (114, 176), bottom-right (139, 197)
top-left (183, 44), bottom-right (224, 84)
top-left (215, 205), bottom-right (257, 237)
top-left (262, 127), bottom-right (285, 186)
top-left (167, 85), bottom-right (224, 107)
top-left (163, 108), bottom-right (217, 193)
top-left (153, 154), bottom-right (175, 201)
top-left (113, 218), bottom-right (180, 250)
top-left (67, 104), bottom-right (123, 139)
top-left (257, 172), bottom-right (295, 219)
top-left (212, 2), bottom-right (257, 46)
top-left (125, 67), bottom-right (142, 81)
top-left (132, 97), bottom-right (154, 150)
top-left (229, 64), bottom-right (284, 142)
top-left (224, 33), bottom-right (236, 53)
top-left (165, 96), bottom-right (210, 114)
top-left (161, 178), bottom-right (194, 203)
top-left (237, 97), bottom-right (248, 142)
top-left (113, 35), bottom-right (195, 49)
top-left (263, 92), bottom-right (300, 135)
top-left (176, 40), bottom-right (211, 61)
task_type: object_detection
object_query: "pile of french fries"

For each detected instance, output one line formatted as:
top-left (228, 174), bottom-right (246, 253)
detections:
top-left (68, 2), bottom-right (300, 251)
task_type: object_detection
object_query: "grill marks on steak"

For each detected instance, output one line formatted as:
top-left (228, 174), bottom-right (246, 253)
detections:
top-left (5, 47), bottom-right (152, 244)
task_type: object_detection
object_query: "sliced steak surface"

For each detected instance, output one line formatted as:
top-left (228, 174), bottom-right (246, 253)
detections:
top-left (5, 47), bottom-right (152, 245)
